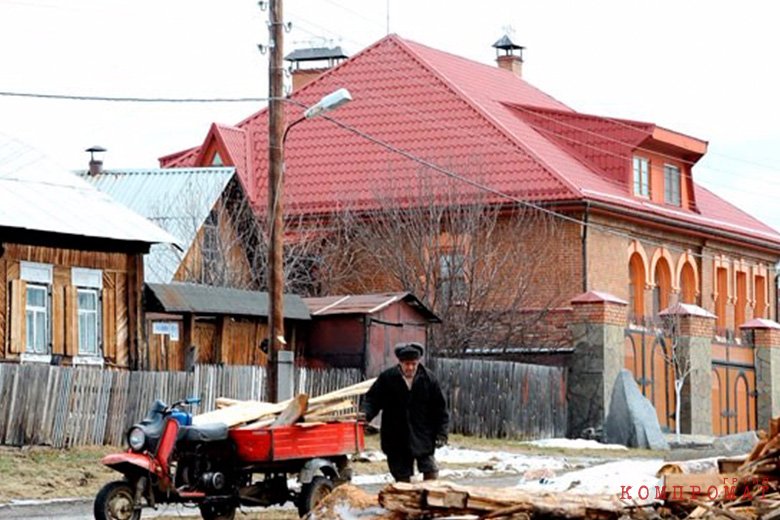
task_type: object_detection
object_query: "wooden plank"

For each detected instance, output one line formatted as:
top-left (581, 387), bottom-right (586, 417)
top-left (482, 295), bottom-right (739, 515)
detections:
top-left (8, 279), bottom-right (26, 354)
top-left (102, 272), bottom-right (116, 361)
top-left (51, 285), bottom-right (65, 355)
top-left (0, 258), bottom-right (6, 357)
top-left (64, 286), bottom-right (78, 357)
top-left (115, 273), bottom-right (129, 367)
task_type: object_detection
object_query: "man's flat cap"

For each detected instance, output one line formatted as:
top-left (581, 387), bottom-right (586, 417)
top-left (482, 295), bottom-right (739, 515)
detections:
top-left (394, 342), bottom-right (424, 361)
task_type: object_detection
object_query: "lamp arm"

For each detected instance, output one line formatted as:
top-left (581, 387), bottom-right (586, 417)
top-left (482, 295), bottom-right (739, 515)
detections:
top-left (282, 116), bottom-right (307, 145)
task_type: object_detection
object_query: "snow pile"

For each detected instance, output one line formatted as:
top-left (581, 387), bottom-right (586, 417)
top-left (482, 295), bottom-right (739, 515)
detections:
top-left (516, 458), bottom-right (665, 501)
top-left (523, 438), bottom-right (629, 451)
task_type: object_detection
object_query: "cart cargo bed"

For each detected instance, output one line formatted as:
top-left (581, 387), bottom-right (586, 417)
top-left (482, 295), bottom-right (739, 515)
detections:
top-left (229, 422), bottom-right (364, 463)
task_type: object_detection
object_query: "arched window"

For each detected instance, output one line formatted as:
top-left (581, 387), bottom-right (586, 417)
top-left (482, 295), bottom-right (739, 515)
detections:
top-left (653, 258), bottom-right (672, 315)
top-left (715, 267), bottom-right (728, 330)
top-left (735, 271), bottom-right (747, 328)
top-left (755, 275), bottom-right (767, 319)
top-left (680, 263), bottom-right (696, 304)
top-left (629, 253), bottom-right (646, 319)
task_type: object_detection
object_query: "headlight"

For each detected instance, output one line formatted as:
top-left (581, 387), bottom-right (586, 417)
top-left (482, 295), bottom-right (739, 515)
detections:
top-left (128, 427), bottom-right (146, 452)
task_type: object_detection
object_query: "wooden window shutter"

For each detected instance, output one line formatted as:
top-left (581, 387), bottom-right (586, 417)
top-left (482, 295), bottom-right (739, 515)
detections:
top-left (102, 287), bottom-right (116, 360)
top-left (8, 279), bottom-right (27, 354)
top-left (64, 286), bottom-right (78, 357)
top-left (51, 285), bottom-right (65, 355)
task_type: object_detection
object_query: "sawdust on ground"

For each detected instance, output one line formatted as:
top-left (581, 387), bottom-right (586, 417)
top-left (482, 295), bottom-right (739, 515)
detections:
top-left (305, 484), bottom-right (401, 519)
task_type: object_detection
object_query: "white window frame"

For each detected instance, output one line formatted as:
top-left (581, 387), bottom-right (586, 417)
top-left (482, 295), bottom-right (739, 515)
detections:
top-left (633, 156), bottom-right (650, 197)
top-left (71, 268), bottom-right (103, 362)
top-left (664, 164), bottom-right (681, 206)
top-left (25, 284), bottom-right (49, 355)
top-left (77, 288), bottom-right (100, 356)
top-left (20, 262), bottom-right (52, 362)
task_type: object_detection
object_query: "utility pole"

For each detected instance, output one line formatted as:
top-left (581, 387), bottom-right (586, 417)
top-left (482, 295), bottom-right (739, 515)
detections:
top-left (267, 0), bottom-right (285, 403)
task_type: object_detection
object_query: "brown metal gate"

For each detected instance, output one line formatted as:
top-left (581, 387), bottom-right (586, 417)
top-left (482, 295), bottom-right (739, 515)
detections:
top-left (711, 341), bottom-right (756, 435)
top-left (624, 328), bottom-right (676, 432)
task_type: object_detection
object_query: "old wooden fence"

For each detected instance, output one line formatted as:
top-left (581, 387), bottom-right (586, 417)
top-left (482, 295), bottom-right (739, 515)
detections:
top-left (0, 364), bottom-right (361, 448)
top-left (432, 358), bottom-right (567, 440)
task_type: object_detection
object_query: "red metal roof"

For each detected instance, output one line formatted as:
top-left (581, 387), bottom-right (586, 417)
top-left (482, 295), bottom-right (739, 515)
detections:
top-left (160, 34), bottom-right (780, 249)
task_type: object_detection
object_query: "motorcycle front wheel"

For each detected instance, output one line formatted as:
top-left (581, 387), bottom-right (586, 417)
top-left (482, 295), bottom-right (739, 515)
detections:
top-left (94, 480), bottom-right (141, 520)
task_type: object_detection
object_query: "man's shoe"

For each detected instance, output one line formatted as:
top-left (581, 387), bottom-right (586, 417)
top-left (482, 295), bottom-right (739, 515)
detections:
top-left (423, 471), bottom-right (439, 481)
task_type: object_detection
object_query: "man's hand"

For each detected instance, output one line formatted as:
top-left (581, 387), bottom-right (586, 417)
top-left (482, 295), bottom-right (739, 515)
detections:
top-left (435, 435), bottom-right (448, 449)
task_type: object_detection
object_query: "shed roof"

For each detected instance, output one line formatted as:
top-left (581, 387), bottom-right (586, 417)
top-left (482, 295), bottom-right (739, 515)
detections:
top-left (0, 136), bottom-right (175, 246)
top-left (79, 167), bottom-right (236, 283)
top-left (145, 282), bottom-right (310, 320)
top-left (303, 292), bottom-right (440, 323)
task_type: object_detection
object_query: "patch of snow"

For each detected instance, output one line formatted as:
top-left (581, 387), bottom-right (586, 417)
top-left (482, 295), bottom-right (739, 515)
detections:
top-left (523, 438), bottom-right (628, 450)
top-left (517, 458), bottom-right (665, 504)
top-left (333, 503), bottom-right (389, 519)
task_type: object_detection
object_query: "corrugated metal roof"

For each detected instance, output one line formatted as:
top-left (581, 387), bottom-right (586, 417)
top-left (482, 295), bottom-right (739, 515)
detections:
top-left (303, 292), bottom-right (440, 322)
top-left (0, 137), bottom-right (175, 245)
top-left (145, 282), bottom-right (310, 320)
top-left (79, 167), bottom-right (235, 283)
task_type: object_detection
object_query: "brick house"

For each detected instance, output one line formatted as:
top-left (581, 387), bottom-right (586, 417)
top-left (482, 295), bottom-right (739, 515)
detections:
top-left (160, 35), bottom-right (780, 434)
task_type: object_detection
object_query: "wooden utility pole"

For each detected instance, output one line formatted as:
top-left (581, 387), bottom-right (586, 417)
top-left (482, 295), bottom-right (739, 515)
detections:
top-left (267, 0), bottom-right (285, 403)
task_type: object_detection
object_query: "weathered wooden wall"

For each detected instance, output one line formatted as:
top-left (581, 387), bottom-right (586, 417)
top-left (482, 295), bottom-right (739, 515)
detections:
top-left (431, 358), bottom-right (568, 440)
top-left (145, 316), bottom-right (282, 370)
top-left (1, 244), bottom-right (142, 368)
top-left (0, 363), bottom-right (362, 448)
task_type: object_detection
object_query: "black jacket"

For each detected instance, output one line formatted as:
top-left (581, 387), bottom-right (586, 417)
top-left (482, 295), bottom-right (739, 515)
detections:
top-left (363, 364), bottom-right (449, 457)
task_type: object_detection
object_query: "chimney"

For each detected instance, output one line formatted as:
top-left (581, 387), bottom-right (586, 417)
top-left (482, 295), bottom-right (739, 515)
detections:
top-left (85, 145), bottom-right (106, 176)
top-left (284, 46), bottom-right (348, 92)
top-left (492, 34), bottom-right (525, 78)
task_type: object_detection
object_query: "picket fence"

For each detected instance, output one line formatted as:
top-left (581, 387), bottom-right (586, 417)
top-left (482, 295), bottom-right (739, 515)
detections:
top-left (0, 363), bottom-right (361, 448)
top-left (0, 358), bottom-right (567, 447)
top-left (432, 358), bottom-right (567, 440)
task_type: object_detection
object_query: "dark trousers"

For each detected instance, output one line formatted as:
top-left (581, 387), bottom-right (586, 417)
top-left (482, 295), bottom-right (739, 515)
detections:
top-left (387, 452), bottom-right (438, 482)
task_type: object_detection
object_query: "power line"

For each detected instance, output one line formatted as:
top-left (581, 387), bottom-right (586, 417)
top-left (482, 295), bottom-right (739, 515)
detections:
top-left (0, 91), bottom-right (269, 103)
top-left (316, 112), bottom-right (779, 271)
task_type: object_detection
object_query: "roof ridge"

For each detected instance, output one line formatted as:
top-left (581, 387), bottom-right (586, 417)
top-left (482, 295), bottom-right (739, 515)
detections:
top-left (393, 36), bottom-right (580, 199)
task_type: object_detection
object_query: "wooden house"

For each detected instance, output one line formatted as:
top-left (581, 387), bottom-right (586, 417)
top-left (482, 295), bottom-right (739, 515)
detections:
top-left (301, 292), bottom-right (440, 377)
top-left (144, 282), bottom-right (310, 370)
top-left (0, 140), bottom-right (174, 368)
top-left (79, 166), bottom-right (257, 288)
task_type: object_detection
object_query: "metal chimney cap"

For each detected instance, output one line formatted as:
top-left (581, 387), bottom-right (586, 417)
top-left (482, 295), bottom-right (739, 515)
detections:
top-left (85, 146), bottom-right (107, 153)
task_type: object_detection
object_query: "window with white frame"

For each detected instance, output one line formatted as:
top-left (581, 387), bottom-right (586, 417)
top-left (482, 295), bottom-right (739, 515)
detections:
top-left (633, 156), bottom-right (650, 197)
top-left (77, 289), bottom-right (100, 355)
top-left (26, 284), bottom-right (49, 354)
top-left (72, 268), bottom-right (102, 357)
top-left (664, 164), bottom-right (681, 206)
top-left (20, 262), bottom-right (52, 355)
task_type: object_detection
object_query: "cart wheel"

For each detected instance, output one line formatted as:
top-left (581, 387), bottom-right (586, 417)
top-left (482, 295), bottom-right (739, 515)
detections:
top-left (94, 480), bottom-right (141, 520)
top-left (199, 501), bottom-right (236, 520)
top-left (297, 476), bottom-right (334, 517)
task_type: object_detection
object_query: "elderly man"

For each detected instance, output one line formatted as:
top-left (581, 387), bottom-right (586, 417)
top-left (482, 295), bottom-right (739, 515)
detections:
top-left (363, 342), bottom-right (450, 482)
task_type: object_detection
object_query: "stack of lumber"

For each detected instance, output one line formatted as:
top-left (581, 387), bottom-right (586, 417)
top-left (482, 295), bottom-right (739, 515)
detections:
top-left (677, 417), bottom-right (780, 519)
top-left (191, 378), bottom-right (375, 428)
top-left (378, 481), bottom-right (635, 519)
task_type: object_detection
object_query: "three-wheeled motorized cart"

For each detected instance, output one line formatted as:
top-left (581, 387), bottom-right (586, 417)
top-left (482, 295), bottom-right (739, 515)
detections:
top-left (95, 398), bottom-right (365, 520)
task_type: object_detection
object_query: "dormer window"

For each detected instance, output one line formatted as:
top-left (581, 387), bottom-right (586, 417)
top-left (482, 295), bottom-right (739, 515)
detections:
top-left (664, 164), bottom-right (681, 206)
top-left (633, 156), bottom-right (649, 197)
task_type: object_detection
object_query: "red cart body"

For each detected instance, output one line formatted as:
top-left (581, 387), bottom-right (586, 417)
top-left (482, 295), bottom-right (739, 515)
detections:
top-left (229, 421), bottom-right (365, 463)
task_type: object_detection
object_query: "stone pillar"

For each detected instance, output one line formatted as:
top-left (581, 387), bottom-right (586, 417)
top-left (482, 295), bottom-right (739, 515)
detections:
top-left (659, 303), bottom-right (715, 435)
top-left (741, 318), bottom-right (780, 430)
top-left (567, 291), bottom-right (627, 438)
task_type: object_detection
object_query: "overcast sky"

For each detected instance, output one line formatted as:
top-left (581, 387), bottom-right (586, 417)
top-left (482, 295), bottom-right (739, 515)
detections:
top-left (1, 0), bottom-right (778, 232)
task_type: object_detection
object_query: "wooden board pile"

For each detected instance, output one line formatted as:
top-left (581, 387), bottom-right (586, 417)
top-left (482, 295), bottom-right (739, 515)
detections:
top-left (190, 378), bottom-right (375, 429)
top-left (674, 417), bottom-right (780, 519)
top-left (378, 481), bottom-right (634, 519)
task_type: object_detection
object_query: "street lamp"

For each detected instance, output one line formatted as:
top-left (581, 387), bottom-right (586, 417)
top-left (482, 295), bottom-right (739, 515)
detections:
top-left (267, 87), bottom-right (353, 403)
